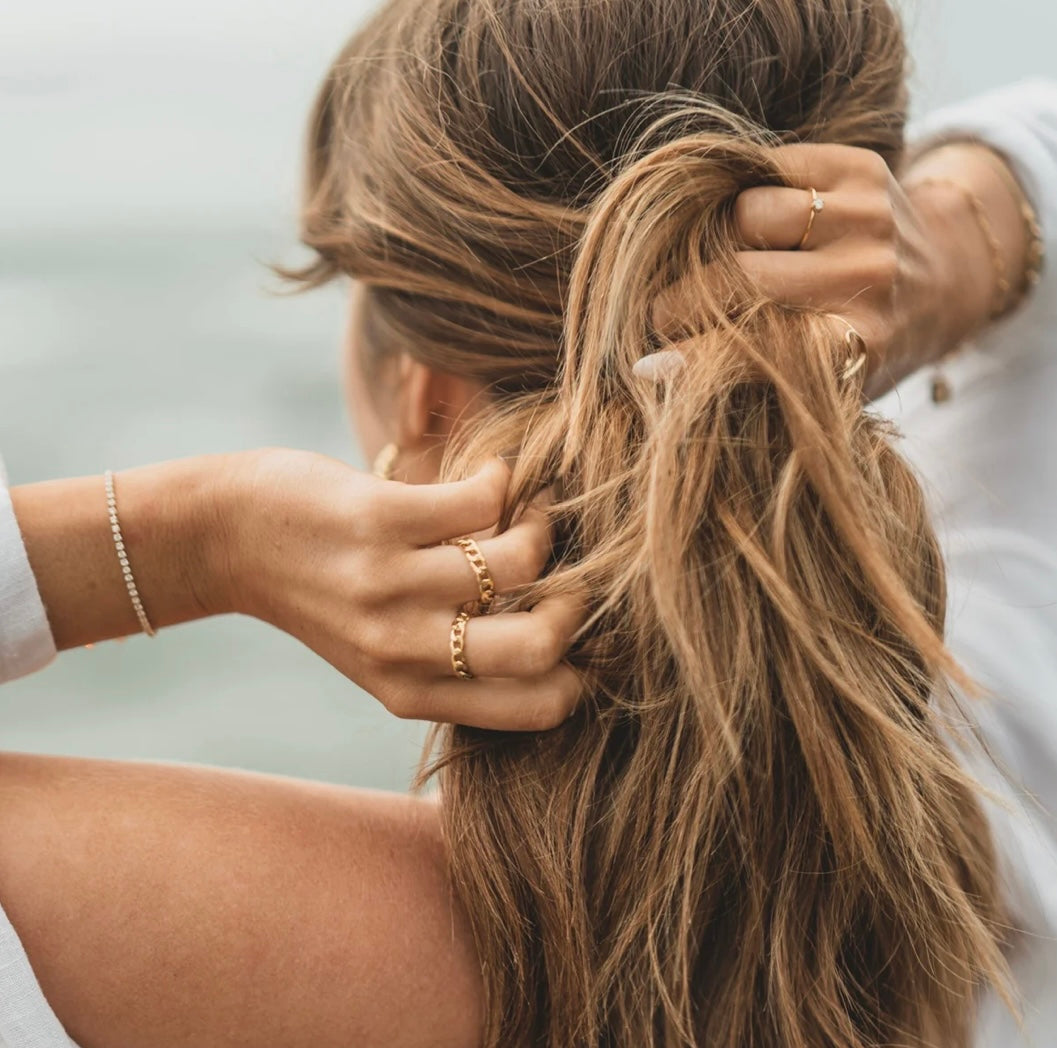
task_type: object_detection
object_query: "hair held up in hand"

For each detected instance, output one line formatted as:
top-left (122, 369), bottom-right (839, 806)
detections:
top-left (293, 0), bottom-right (1011, 1044)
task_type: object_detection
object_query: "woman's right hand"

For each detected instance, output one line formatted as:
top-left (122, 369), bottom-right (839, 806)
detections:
top-left (214, 449), bottom-right (583, 731)
top-left (639, 141), bottom-right (1031, 398)
top-left (725, 143), bottom-right (975, 397)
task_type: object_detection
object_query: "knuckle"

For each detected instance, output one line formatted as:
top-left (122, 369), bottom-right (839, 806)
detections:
top-left (520, 700), bottom-right (567, 732)
top-left (516, 529), bottom-right (550, 582)
top-left (504, 540), bottom-right (535, 588)
top-left (733, 191), bottom-right (760, 242)
top-left (356, 550), bottom-right (414, 610)
top-left (873, 249), bottom-right (900, 288)
top-left (383, 688), bottom-right (418, 720)
top-left (867, 196), bottom-right (897, 240)
top-left (496, 530), bottom-right (547, 590)
top-left (346, 561), bottom-right (386, 611)
top-left (520, 626), bottom-right (563, 676)
top-left (857, 247), bottom-right (898, 289)
top-left (473, 474), bottom-right (505, 526)
top-left (359, 616), bottom-right (399, 662)
top-left (530, 521), bottom-right (553, 572)
top-left (350, 490), bottom-right (388, 541)
top-left (857, 149), bottom-right (891, 184)
top-left (828, 144), bottom-right (862, 170)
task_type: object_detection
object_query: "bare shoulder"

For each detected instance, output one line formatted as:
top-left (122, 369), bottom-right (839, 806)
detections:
top-left (0, 752), bottom-right (482, 1048)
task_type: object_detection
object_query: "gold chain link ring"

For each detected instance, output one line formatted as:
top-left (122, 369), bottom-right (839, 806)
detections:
top-left (449, 609), bottom-right (475, 680)
top-left (452, 536), bottom-right (496, 614)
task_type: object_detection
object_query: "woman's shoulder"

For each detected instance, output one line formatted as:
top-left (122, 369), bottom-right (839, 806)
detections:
top-left (0, 753), bottom-right (482, 1048)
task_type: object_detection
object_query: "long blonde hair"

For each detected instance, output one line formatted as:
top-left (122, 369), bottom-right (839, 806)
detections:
top-left (293, 0), bottom-right (1010, 1043)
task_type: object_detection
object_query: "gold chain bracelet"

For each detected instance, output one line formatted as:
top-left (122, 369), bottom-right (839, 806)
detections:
top-left (979, 150), bottom-right (1046, 311)
top-left (104, 470), bottom-right (157, 637)
top-left (915, 168), bottom-right (1045, 404)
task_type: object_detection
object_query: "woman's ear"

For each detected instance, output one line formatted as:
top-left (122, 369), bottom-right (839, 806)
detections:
top-left (393, 354), bottom-right (486, 482)
top-left (394, 354), bottom-right (434, 451)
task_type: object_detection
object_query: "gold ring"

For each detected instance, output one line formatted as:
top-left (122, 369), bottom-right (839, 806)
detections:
top-left (451, 537), bottom-right (496, 613)
top-left (797, 187), bottom-right (825, 250)
top-left (450, 610), bottom-right (474, 680)
top-left (840, 325), bottom-right (869, 382)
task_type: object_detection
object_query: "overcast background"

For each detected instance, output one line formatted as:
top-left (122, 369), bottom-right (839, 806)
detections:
top-left (1, 0), bottom-right (1055, 790)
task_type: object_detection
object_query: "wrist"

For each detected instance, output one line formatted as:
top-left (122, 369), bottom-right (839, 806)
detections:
top-left (117, 455), bottom-right (239, 623)
top-left (906, 142), bottom-right (1033, 353)
top-left (207, 447), bottom-right (311, 623)
top-left (906, 178), bottom-right (994, 355)
top-left (10, 456), bottom-right (242, 650)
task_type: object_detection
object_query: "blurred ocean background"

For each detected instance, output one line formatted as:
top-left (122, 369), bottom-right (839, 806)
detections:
top-left (1, 0), bottom-right (1055, 790)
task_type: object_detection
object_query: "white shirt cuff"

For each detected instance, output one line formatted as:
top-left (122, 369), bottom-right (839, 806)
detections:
top-left (0, 457), bottom-right (57, 682)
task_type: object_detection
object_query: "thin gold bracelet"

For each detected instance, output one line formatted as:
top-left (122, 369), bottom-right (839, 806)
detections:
top-left (916, 177), bottom-right (1010, 320)
top-left (104, 471), bottom-right (157, 637)
top-left (914, 173), bottom-right (1043, 404)
top-left (977, 149), bottom-right (1046, 311)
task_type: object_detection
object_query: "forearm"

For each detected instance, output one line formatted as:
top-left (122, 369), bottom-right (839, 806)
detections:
top-left (10, 457), bottom-right (233, 650)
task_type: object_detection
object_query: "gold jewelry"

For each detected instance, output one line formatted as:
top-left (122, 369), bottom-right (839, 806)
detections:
top-left (930, 359), bottom-right (954, 406)
top-left (451, 537), bottom-right (496, 614)
top-left (916, 178), bottom-right (1010, 319)
top-left (104, 470), bottom-right (156, 637)
top-left (372, 442), bottom-right (399, 480)
top-left (914, 174), bottom-right (1040, 404)
top-left (839, 324), bottom-right (868, 384)
top-left (449, 609), bottom-right (475, 680)
top-left (979, 151), bottom-right (1046, 311)
top-left (797, 187), bottom-right (825, 250)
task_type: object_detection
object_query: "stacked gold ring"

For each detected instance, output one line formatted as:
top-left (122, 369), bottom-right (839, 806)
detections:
top-left (451, 537), bottom-right (496, 613)
top-left (450, 610), bottom-right (475, 680)
top-left (446, 536), bottom-right (497, 680)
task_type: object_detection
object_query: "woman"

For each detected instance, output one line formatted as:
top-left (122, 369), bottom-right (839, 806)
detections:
top-left (1, 2), bottom-right (1055, 1048)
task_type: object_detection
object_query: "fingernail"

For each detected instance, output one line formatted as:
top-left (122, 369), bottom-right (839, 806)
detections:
top-left (632, 349), bottom-right (686, 381)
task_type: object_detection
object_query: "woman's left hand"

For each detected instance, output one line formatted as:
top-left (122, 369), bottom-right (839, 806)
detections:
top-left (215, 449), bottom-right (584, 731)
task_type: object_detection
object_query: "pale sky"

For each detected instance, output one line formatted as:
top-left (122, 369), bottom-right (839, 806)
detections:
top-left (2, 0), bottom-right (1055, 231)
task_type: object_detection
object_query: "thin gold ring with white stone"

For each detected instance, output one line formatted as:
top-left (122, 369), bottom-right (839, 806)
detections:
top-left (797, 187), bottom-right (825, 250)
top-left (104, 470), bottom-right (157, 637)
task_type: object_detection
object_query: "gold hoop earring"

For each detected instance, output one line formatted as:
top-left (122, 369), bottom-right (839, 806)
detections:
top-left (372, 443), bottom-right (400, 480)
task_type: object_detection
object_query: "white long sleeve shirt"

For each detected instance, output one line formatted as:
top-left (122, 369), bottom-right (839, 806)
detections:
top-left (0, 458), bottom-right (55, 683)
top-left (0, 78), bottom-right (1056, 1047)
